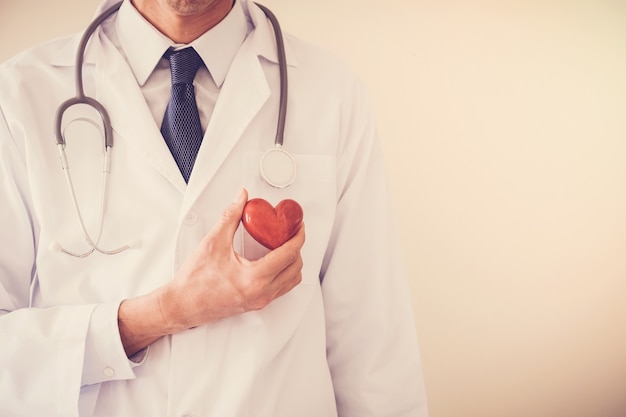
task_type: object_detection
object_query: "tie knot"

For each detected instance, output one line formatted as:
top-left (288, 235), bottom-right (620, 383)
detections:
top-left (166, 47), bottom-right (203, 85)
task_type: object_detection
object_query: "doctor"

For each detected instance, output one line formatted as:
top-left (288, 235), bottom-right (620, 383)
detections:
top-left (0, 0), bottom-right (428, 416)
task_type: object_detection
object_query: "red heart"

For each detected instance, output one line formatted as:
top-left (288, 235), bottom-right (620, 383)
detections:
top-left (241, 198), bottom-right (303, 249)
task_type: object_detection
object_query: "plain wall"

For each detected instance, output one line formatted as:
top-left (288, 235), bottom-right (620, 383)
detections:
top-left (2, 1), bottom-right (626, 416)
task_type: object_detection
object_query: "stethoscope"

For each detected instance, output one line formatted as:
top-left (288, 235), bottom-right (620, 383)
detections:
top-left (52, 1), bottom-right (295, 257)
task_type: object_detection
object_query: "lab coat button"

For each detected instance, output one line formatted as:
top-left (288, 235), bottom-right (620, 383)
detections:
top-left (104, 367), bottom-right (115, 377)
top-left (184, 211), bottom-right (198, 225)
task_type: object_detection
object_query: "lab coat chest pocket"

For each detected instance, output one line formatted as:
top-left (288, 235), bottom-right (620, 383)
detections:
top-left (241, 151), bottom-right (336, 285)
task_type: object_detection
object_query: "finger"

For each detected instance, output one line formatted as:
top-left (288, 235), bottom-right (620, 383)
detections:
top-left (206, 188), bottom-right (248, 245)
top-left (278, 222), bottom-right (305, 252)
top-left (256, 223), bottom-right (305, 275)
top-left (269, 252), bottom-right (304, 302)
top-left (271, 254), bottom-right (303, 292)
top-left (287, 222), bottom-right (305, 248)
top-left (274, 272), bottom-right (302, 299)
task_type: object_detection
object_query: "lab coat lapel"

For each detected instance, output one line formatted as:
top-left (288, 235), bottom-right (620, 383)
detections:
top-left (94, 31), bottom-right (188, 192)
top-left (182, 35), bottom-right (270, 210)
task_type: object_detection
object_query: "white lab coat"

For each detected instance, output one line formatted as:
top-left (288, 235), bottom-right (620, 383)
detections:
top-left (0, 1), bottom-right (428, 416)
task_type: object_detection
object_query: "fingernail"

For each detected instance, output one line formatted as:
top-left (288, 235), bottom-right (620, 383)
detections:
top-left (232, 188), bottom-right (245, 203)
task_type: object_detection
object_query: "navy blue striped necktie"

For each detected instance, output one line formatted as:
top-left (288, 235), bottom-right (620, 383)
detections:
top-left (161, 47), bottom-right (204, 183)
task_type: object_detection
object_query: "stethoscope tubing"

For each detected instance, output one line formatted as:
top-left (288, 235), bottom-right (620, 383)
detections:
top-left (55, 1), bottom-right (121, 150)
top-left (254, 3), bottom-right (288, 147)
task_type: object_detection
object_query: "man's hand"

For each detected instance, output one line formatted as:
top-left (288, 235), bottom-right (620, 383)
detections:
top-left (118, 188), bottom-right (305, 357)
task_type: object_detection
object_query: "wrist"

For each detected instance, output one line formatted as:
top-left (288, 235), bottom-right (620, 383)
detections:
top-left (118, 291), bottom-right (173, 357)
top-left (156, 283), bottom-right (192, 334)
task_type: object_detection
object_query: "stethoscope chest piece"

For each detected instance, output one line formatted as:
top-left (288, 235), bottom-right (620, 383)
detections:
top-left (259, 146), bottom-right (296, 188)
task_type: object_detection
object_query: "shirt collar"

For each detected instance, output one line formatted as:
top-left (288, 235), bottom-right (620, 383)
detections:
top-left (115, 0), bottom-right (251, 87)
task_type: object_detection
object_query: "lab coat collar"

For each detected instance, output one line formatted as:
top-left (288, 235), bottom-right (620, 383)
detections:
top-left (242, 0), bottom-right (299, 68)
top-left (49, 0), bottom-right (121, 68)
top-left (94, 0), bottom-right (123, 16)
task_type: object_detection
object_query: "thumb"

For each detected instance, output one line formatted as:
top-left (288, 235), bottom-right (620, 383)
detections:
top-left (211, 188), bottom-right (248, 243)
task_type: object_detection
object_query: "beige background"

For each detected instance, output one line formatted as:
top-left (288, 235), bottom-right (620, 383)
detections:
top-left (2, 1), bottom-right (626, 416)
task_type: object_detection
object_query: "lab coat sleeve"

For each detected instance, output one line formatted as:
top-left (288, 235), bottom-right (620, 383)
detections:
top-left (320, 78), bottom-right (429, 417)
top-left (0, 107), bottom-right (136, 416)
top-left (82, 302), bottom-right (146, 386)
